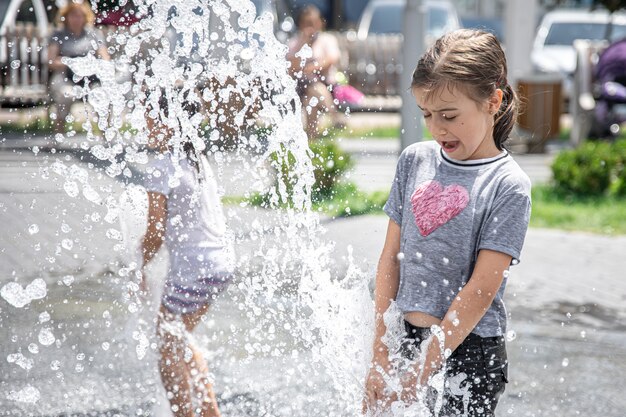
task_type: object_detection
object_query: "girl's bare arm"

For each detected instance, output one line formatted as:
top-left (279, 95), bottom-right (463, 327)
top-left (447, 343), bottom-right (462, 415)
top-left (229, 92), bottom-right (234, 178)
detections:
top-left (372, 219), bottom-right (402, 367)
top-left (141, 191), bottom-right (167, 268)
top-left (418, 249), bottom-right (512, 384)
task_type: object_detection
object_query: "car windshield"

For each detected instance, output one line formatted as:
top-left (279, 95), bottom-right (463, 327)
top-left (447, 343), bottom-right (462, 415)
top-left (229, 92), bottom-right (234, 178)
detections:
top-left (545, 21), bottom-right (626, 45)
top-left (368, 4), bottom-right (452, 35)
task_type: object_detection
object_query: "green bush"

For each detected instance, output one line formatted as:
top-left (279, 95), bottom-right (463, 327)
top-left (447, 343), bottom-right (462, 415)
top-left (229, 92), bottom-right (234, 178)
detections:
top-left (266, 139), bottom-right (353, 207)
top-left (309, 139), bottom-right (353, 197)
top-left (551, 139), bottom-right (626, 196)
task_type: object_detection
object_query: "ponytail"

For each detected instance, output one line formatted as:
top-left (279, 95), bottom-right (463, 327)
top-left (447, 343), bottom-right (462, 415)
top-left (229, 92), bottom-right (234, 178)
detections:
top-left (494, 83), bottom-right (518, 150)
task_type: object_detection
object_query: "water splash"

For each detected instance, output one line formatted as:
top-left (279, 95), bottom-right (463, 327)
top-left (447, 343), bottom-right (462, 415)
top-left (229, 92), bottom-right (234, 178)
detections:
top-left (1, 0), bottom-right (417, 415)
top-left (1, 278), bottom-right (47, 308)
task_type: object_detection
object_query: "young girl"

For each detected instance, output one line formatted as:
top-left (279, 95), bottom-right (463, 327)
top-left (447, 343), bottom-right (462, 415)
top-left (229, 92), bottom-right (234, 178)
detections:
top-left (364, 29), bottom-right (531, 416)
top-left (140, 93), bottom-right (234, 417)
top-left (286, 5), bottom-right (342, 138)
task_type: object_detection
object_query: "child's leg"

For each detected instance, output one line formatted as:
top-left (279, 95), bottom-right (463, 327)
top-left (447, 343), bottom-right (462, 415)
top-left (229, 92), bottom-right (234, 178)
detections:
top-left (181, 304), bottom-right (222, 417)
top-left (158, 309), bottom-right (195, 417)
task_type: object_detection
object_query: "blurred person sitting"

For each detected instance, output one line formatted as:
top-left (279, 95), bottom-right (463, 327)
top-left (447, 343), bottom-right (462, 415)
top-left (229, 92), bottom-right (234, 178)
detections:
top-left (287, 5), bottom-right (343, 139)
top-left (48, 1), bottom-right (110, 134)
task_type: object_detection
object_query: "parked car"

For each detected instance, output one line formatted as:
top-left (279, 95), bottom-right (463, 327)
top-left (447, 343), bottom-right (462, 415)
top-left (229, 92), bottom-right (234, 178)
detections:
top-left (356, 0), bottom-right (460, 43)
top-left (0, 0), bottom-right (50, 107)
top-left (531, 8), bottom-right (626, 100)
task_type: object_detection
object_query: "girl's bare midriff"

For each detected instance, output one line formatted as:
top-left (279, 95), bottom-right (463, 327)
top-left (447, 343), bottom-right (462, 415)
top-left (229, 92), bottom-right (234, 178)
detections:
top-left (404, 311), bottom-right (441, 328)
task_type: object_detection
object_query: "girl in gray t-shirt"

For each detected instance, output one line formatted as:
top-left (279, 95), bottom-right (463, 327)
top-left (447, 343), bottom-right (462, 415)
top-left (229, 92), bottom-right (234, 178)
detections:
top-left (364, 29), bottom-right (531, 417)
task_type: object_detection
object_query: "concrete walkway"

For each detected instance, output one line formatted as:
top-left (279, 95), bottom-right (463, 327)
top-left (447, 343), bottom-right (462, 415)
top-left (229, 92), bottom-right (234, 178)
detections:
top-left (1, 130), bottom-right (624, 416)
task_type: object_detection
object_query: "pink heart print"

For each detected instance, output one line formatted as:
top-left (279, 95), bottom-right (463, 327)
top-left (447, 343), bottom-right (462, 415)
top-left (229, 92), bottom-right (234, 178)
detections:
top-left (410, 180), bottom-right (469, 236)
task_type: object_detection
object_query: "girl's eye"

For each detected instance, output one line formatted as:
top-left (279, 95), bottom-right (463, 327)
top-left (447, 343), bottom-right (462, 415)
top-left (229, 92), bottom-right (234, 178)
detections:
top-left (442, 113), bottom-right (456, 120)
top-left (423, 113), bottom-right (432, 118)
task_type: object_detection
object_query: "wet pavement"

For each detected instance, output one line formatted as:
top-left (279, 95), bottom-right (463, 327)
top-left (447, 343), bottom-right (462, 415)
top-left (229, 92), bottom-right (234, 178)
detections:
top-left (1, 135), bottom-right (625, 416)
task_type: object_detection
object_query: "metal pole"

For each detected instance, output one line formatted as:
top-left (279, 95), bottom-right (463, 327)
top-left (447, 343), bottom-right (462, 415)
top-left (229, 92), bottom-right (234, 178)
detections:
top-left (400, 0), bottom-right (425, 152)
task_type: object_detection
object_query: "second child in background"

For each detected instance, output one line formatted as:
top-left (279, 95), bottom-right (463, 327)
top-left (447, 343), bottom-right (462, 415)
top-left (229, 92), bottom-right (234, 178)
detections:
top-left (140, 91), bottom-right (234, 417)
top-left (287, 5), bottom-right (343, 139)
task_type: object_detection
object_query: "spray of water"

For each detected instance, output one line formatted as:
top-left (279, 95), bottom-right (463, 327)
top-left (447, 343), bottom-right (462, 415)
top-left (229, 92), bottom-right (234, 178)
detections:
top-left (0, 1), bottom-right (438, 416)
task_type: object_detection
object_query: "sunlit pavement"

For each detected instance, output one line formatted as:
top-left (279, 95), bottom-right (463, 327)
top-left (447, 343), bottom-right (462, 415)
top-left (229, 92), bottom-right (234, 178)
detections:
top-left (1, 135), bottom-right (626, 416)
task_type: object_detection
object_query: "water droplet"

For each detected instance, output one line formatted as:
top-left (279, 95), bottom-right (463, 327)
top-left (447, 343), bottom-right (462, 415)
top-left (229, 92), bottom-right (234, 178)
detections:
top-left (452, 318), bottom-right (460, 327)
top-left (38, 327), bottom-right (55, 346)
top-left (28, 224), bottom-right (39, 235)
top-left (580, 330), bottom-right (586, 339)
top-left (561, 358), bottom-right (569, 367)
top-left (28, 343), bottom-right (39, 354)
top-left (415, 252), bottom-right (423, 260)
top-left (50, 360), bottom-right (61, 370)
top-left (106, 228), bottom-right (122, 241)
top-left (503, 270), bottom-right (510, 278)
top-left (442, 257), bottom-right (449, 265)
top-left (10, 60), bottom-right (21, 69)
top-left (7, 385), bottom-right (40, 404)
top-left (63, 181), bottom-right (79, 198)
top-left (101, 342), bottom-right (110, 351)
top-left (7, 353), bottom-right (34, 370)
top-left (396, 252), bottom-right (405, 261)
top-left (39, 312), bottom-right (51, 323)
top-left (506, 330), bottom-right (517, 342)
top-left (1, 279), bottom-right (47, 308)
top-left (62, 275), bottom-right (74, 286)
top-left (61, 223), bottom-right (71, 233)
top-left (61, 239), bottom-right (74, 251)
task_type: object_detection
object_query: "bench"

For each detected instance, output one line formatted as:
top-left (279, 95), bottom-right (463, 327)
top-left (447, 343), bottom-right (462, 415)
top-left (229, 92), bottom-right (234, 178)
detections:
top-left (0, 23), bottom-right (49, 108)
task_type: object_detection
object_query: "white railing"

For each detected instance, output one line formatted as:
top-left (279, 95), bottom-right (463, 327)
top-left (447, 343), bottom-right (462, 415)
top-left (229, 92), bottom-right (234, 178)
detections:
top-left (0, 23), bottom-right (49, 107)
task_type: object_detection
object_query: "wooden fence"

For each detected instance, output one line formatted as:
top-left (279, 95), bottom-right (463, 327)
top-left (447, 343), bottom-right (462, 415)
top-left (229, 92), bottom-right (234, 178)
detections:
top-left (0, 25), bottom-right (403, 110)
top-left (335, 32), bottom-right (403, 97)
top-left (0, 23), bottom-right (49, 107)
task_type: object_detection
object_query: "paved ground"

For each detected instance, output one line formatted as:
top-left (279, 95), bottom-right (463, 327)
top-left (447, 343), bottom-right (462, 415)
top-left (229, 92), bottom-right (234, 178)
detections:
top-left (1, 132), bottom-right (625, 416)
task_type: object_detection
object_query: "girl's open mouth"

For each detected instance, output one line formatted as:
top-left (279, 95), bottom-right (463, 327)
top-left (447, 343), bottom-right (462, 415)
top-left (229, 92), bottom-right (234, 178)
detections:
top-left (441, 141), bottom-right (460, 153)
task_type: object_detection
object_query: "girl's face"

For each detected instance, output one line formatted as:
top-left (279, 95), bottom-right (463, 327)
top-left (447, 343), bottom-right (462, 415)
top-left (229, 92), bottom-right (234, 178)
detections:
top-left (66, 8), bottom-right (87, 33)
top-left (299, 12), bottom-right (323, 37)
top-left (413, 85), bottom-right (503, 161)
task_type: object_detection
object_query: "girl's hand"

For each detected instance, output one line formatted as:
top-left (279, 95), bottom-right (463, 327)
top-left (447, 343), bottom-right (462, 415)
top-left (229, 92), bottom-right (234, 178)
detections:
top-left (363, 355), bottom-right (396, 415)
top-left (363, 367), bottom-right (391, 414)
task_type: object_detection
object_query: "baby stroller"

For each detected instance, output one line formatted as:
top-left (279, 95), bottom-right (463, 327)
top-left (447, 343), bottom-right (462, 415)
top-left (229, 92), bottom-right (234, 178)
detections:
top-left (591, 37), bottom-right (626, 138)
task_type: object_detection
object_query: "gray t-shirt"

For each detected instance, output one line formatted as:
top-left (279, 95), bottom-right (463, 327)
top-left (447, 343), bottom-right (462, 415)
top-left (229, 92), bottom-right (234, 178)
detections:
top-left (384, 141), bottom-right (531, 337)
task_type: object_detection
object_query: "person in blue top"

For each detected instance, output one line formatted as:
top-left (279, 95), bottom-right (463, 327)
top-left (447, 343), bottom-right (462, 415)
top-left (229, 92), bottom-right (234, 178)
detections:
top-left (363, 29), bottom-right (531, 417)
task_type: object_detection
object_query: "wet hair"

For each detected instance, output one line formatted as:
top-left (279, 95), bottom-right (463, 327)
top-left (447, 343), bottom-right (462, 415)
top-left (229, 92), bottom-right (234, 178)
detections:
top-left (147, 89), bottom-right (202, 174)
top-left (56, 1), bottom-right (96, 27)
top-left (411, 29), bottom-right (518, 150)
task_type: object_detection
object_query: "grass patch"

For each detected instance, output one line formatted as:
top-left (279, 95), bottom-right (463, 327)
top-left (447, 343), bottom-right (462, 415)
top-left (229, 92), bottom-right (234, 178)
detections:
top-left (228, 183), bottom-right (626, 235)
top-left (318, 125), bottom-right (433, 140)
top-left (312, 182), bottom-right (388, 217)
top-left (531, 184), bottom-right (626, 234)
top-left (226, 182), bottom-right (388, 218)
